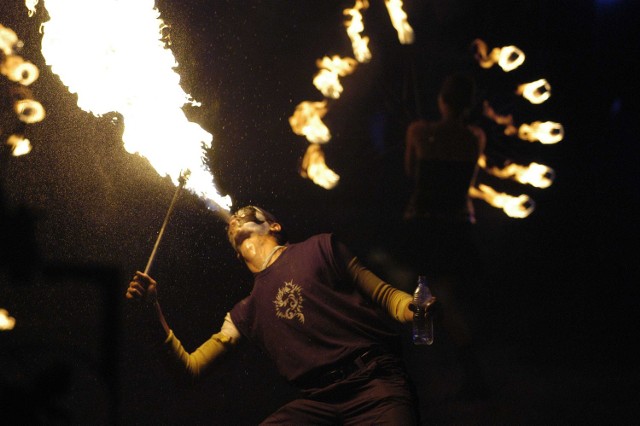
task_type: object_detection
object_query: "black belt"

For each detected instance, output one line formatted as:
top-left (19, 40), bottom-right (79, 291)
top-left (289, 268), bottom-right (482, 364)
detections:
top-left (296, 346), bottom-right (387, 389)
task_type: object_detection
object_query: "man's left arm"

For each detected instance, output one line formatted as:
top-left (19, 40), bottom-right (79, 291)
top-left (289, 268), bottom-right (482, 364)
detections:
top-left (350, 258), bottom-right (415, 323)
top-left (333, 238), bottom-right (414, 323)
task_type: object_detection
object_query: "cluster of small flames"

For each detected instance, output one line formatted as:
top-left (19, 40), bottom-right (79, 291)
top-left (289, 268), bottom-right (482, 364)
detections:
top-left (288, 9), bottom-right (563, 219)
top-left (0, 23), bottom-right (45, 157)
top-left (470, 39), bottom-right (564, 218)
top-left (0, 23), bottom-right (39, 333)
top-left (290, 0), bottom-right (414, 189)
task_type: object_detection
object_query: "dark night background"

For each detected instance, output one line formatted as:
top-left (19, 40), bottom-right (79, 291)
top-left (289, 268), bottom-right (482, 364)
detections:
top-left (1, 0), bottom-right (639, 424)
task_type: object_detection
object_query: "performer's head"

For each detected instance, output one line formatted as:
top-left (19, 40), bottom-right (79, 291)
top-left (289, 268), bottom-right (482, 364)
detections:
top-left (438, 72), bottom-right (476, 118)
top-left (226, 205), bottom-right (287, 255)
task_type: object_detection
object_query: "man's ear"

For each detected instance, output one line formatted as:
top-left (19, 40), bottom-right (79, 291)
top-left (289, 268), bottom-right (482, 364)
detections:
top-left (269, 222), bottom-right (282, 232)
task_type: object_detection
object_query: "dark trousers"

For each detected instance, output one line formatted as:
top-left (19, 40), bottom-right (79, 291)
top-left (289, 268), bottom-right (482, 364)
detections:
top-left (260, 355), bottom-right (418, 425)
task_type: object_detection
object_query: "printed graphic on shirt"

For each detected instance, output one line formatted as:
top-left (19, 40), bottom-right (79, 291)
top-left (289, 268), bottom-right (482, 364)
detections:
top-left (273, 280), bottom-right (305, 324)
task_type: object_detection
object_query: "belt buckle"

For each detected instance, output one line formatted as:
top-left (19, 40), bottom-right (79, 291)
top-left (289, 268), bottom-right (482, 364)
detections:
top-left (355, 349), bottom-right (372, 369)
top-left (320, 348), bottom-right (380, 387)
top-left (326, 368), bottom-right (347, 384)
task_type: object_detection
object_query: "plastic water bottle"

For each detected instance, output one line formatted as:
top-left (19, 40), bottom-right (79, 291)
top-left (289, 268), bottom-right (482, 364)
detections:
top-left (412, 275), bottom-right (434, 345)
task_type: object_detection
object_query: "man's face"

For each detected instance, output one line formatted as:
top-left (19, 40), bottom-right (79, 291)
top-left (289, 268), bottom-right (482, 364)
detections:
top-left (227, 206), bottom-right (271, 253)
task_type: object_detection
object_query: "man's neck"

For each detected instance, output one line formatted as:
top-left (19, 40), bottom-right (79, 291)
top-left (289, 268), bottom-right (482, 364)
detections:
top-left (247, 237), bottom-right (282, 273)
top-left (259, 244), bottom-right (285, 271)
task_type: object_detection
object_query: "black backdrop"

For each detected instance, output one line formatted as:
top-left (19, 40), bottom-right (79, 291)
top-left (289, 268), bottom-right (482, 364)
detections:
top-left (1, 0), bottom-right (638, 424)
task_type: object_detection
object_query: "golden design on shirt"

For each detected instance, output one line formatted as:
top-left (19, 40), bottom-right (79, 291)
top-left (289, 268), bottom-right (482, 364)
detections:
top-left (274, 280), bottom-right (305, 324)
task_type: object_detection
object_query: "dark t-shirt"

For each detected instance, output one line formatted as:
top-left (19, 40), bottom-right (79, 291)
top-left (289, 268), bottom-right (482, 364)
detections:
top-left (229, 233), bottom-right (400, 383)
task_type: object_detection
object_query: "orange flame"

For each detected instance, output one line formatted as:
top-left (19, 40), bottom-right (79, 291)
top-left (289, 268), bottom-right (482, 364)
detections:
top-left (26, 0), bottom-right (231, 212)
top-left (0, 54), bottom-right (40, 86)
top-left (313, 56), bottom-right (358, 99)
top-left (0, 308), bottom-right (16, 331)
top-left (478, 155), bottom-right (555, 188)
top-left (469, 184), bottom-right (534, 218)
top-left (518, 121), bottom-right (564, 144)
top-left (289, 101), bottom-right (331, 143)
top-left (483, 100), bottom-right (517, 134)
top-left (292, 2), bottom-right (368, 190)
top-left (483, 101), bottom-right (564, 144)
top-left (517, 79), bottom-right (551, 104)
top-left (472, 39), bottom-right (525, 72)
top-left (0, 24), bottom-right (21, 55)
top-left (7, 134), bottom-right (32, 156)
top-left (384, 0), bottom-right (414, 44)
top-left (1, 23), bottom-right (45, 156)
top-left (300, 144), bottom-right (340, 189)
top-left (14, 98), bottom-right (46, 124)
top-left (344, 0), bottom-right (371, 63)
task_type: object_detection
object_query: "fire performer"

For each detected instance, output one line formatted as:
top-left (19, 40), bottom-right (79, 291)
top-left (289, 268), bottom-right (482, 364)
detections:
top-left (126, 205), bottom-right (436, 424)
top-left (403, 72), bottom-right (489, 400)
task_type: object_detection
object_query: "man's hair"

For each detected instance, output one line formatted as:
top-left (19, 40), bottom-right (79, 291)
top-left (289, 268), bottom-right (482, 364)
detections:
top-left (439, 72), bottom-right (476, 116)
top-left (231, 205), bottom-right (288, 245)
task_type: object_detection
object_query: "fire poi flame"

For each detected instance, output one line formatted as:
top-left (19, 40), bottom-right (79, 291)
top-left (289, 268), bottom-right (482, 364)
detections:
top-left (6, 134), bottom-right (32, 156)
top-left (25, 0), bottom-right (231, 213)
top-left (518, 121), bottom-right (564, 144)
top-left (314, 56), bottom-right (358, 99)
top-left (384, 0), bottom-right (414, 45)
top-left (0, 308), bottom-right (16, 331)
top-left (1, 54), bottom-right (40, 86)
top-left (469, 184), bottom-right (534, 218)
top-left (517, 79), bottom-right (551, 104)
top-left (344, 0), bottom-right (371, 63)
top-left (300, 143), bottom-right (340, 190)
top-left (483, 101), bottom-right (564, 145)
top-left (472, 39), bottom-right (525, 72)
top-left (1, 23), bottom-right (45, 156)
top-left (478, 155), bottom-right (555, 189)
top-left (289, 101), bottom-right (331, 144)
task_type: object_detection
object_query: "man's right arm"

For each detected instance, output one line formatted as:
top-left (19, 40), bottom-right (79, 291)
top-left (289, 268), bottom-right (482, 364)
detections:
top-left (126, 271), bottom-right (240, 381)
top-left (161, 312), bottom-right (240, 380)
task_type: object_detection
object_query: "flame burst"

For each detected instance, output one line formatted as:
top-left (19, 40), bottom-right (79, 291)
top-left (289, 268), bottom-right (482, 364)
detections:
top-left (26, 0), bottom-right (231, 212)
